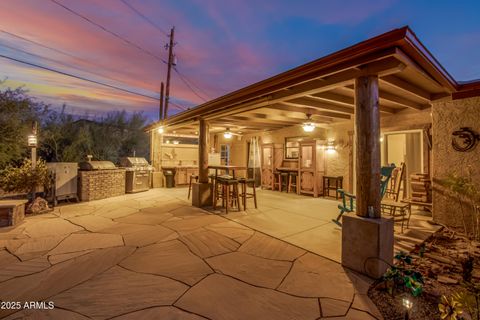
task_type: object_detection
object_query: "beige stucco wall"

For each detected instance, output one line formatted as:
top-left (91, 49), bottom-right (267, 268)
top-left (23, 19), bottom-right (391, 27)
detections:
top-left (432, 96), bottom-right (480, 229)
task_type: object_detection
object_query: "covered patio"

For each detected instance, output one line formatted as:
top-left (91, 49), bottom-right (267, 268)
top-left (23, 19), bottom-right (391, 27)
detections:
top-left (147, 26), bottom-right (454, 277)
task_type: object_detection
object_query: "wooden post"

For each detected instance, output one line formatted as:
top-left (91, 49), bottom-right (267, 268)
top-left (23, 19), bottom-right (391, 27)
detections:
top-left (198, 118), bottom-right (209, 184)
top-left (355, 75), bottom-right (381, 218)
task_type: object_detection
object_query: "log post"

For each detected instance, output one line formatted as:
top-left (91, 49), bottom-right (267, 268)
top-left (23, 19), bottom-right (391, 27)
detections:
top-left (198, 118), bottom-right (209, 183)
top-left (355, 75), bottom-right (381, 218)
top-left (192, 118), bottom-right (212, 207)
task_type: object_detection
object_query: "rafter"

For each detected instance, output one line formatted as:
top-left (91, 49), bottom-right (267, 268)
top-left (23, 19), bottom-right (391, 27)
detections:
top-left (380, 75), bottom-right (431, 102)
top-left (264, 104), bottom-right (351, 119)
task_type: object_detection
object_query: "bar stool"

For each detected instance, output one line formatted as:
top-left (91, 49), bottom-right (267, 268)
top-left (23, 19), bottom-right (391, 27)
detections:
top-left (288, 172), bottom-right (298, 193)
top-left (239, 178), bottom-right (258, 209)
top-left (187, 174), bottom-right (199, 199)
top-left (273, 171), bottom-right (281, 191)
top-left (280, 172), bottom-right (289, 192)
top-left (214, 176), bottom-right (241, 213)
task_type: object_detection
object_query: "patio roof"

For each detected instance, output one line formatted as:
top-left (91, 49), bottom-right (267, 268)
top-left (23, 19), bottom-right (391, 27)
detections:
top-left (145, 26), bottom-right (462, 134)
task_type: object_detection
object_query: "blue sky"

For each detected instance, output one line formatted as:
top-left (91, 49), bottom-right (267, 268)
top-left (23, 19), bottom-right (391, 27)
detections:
top-left (0, 0), bottom-right (479, 121)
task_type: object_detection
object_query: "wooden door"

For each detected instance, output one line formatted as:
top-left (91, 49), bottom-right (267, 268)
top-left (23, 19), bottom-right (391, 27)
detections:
top-left (299, 141), bottom-right (318, 197)
top-left (261, 144), bottom-right (273, 189)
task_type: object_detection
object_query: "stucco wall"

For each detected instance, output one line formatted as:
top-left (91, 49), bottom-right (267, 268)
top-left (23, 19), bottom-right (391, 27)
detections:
top-left (432, 96), bottom-right (480, 229)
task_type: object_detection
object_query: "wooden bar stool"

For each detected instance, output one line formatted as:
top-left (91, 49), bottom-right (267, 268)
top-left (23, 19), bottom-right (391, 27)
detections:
top-left (273, 171), bottom-right (281, 191)
top-left (288, 172), bottom-right (298, 193)
top-left (187, 174), bottom-right (199, 199)
top-left (239, 178), bottom-right (258, 209)
top-left (280, 172), bottom-right (289, 192)
top-left (214, 177), bottom-right (241, 213)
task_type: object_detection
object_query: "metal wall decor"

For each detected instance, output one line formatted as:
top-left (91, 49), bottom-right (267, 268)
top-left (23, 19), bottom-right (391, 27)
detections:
top-left (451, 127), bottom-right (479, 152)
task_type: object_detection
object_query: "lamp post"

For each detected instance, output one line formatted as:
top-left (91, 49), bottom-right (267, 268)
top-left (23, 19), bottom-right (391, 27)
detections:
top-left (28, 121), bottom-right (38, 200)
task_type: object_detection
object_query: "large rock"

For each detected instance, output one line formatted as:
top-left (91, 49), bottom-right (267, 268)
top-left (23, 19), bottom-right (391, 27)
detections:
top-left (176, 274), bottom-right (320, 320)
top-left (53, 266), bottom-right (188, 319)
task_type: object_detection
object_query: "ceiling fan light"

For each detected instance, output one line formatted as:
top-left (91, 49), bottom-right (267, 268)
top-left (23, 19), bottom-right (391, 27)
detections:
top-left (302, 122), bottom-right (315, 132)
top-left (224, 129), bottom-right (232, 139)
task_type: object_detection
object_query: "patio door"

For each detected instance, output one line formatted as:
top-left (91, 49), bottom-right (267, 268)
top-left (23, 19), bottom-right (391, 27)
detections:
top-left (261, 144), bottom-right (273, 189)
top-left (299, 141), bottom-right (318, 197)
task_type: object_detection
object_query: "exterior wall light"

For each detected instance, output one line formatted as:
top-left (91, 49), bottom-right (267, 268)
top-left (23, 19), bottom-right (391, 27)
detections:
top-left (157, 126), bottom-right (164, 134)
top-left (173, 140), bottom-right (179, 145)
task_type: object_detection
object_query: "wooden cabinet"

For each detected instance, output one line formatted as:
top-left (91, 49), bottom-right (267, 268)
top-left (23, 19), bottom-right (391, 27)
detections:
top-left (298, 140), bottom-right (325, 197)
top-left (260, 143), bottom-right (283, 189)
top-left (174, 167), bottom-right (198, 185)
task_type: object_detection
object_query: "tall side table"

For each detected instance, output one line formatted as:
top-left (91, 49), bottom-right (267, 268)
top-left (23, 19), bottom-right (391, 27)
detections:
top-left (322, 176), bottom-right (343, 199)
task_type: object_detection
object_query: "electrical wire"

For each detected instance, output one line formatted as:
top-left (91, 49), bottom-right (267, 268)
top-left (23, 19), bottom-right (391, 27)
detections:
top-left (169, 101), bottom-right (188, 111)
top-left (120, 0), bottom-right (169, 37)
top-left (48, 0), bottom-right (168, 64)
top-left (0, 53), bottom-right (160, 101)
top-left (173, 67), bottom-right (209, 102)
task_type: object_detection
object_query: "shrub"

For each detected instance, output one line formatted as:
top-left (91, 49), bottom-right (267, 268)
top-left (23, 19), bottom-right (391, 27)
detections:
top-left (0, 158), bottom-right (50, 194)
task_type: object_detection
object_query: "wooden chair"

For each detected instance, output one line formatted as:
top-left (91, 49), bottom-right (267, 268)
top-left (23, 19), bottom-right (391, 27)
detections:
top-left (273, 171), bottom-right (281, 191)
top-left (279, 172), bottom-right (289, 192)
top-left (384, 162), bottom-right (405, 201)
top-left (214, 177), bottom-right (241, 213)
top-left (332, 165), bottom-right (396, 226)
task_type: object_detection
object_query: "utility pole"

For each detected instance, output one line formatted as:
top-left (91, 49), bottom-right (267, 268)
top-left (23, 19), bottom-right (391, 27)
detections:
top-left (164, 26), bottom-right (175, 120)
top-left (159, 82), bottom-right (164, 120)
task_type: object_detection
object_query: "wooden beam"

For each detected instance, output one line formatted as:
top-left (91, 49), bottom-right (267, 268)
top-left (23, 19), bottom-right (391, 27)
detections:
top-left (380, 75), bottom-right (431, 102)
top-left (285, 97), bottom-right (354, 114)
top-left (379, 90), bottom-right (430, 110)
top-left (310, 91), bottom-right (355, 106)
top-left (265, 104), bottom-right (351, 119)
top-left (227, 115), bottom-right (301, 126)
top-left (355, 75), bottom-right (381, 218)
top-left (342, 86), bottom-right (407, 113)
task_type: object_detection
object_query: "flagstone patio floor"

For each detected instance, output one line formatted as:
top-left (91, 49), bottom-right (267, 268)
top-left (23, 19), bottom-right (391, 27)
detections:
top-left (0, 188), bottom-right (440, 319)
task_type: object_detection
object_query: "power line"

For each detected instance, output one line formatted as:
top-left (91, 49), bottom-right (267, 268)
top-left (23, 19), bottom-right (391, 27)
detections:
top-left (174, 67), bottom-right (211, 101)
top-left (170, 101), bottom-right (188, 111)
top-left (173, 67), bottom-right (208, 102)
top-left (120, 0), bottom-right (169, 37)
top-left (48, 0), bottom-right (168, 64)
top-left (0, 53), bottom-right (160, 101)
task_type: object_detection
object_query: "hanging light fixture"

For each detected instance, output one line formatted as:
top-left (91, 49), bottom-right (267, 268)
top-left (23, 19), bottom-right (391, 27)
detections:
top-left (302, 114), bottom-right (315, 132)
top-left (157, 126), bottom-right (164, 134)
top-left (224, 128), bottom-right (233, 139)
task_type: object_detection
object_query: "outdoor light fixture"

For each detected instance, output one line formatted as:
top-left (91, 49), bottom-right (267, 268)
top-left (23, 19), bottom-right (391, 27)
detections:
top-left (325, 140), bottom-right (336, 154)
top-left (157, 126), bottom-right (164, 134)
top-left (224, 128), bottom-right (232, 139)
top-left (402, 297), bottom-right (413, 319)
top-left (173, 140), bottom-right (179, 145)
top-left (302, 114), bottom-right (315, 132)
top-left (380, 136), bottom-right (384, 142)
top-left (27, 134), bottom-right (38, 147)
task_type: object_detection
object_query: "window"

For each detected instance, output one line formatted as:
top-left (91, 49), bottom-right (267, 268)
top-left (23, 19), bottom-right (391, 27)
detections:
top-left (285, 137), bottom-right (304, 159)
top-left (162, 135), bottom-right (198, 145)
top-left (220, 144), bottom-right (230, 165)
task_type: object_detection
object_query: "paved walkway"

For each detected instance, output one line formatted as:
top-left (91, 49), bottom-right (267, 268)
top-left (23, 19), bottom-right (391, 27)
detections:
top-left (0, 189), bottom-right (382, 320)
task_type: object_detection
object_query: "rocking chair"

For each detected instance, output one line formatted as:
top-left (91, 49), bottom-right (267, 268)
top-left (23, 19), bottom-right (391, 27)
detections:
top-left (332, 165), bottom-right (396, 226)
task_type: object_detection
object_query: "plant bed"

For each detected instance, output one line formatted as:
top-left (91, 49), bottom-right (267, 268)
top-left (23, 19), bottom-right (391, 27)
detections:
top-left (368, 227), bottom-right (480, 319)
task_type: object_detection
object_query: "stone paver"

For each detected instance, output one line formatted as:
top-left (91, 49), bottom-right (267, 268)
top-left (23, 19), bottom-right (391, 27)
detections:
top-left (320, 298), bottom-right (351, 317)
top-left (180, 229), bottom-right (240, 258)
top-left (278, 253), bottom-right (354, 301)
top-left (206, 251), bottom-right (291, 288)
top-left (123, 225), bottom-right (176, 247)
top-left (14, 236), bottom-right (66, 260)
top-left (23, 218), bottom-right (84, 238)
top-left (67, 215), bottom-right (119, 232)
top-left (53, 266), bottom-right (188, 319)
top-left (176, 274), bottom-right (320, 320)
top-left (110, 306), bottom-right (207, 320)
top-left (48, 233), bottom-right (124, 255)
top-left (120, 240), bottom-right (213, 285)
top-left (5, 308), bottom-right (90, 319)
top-left (239, 232), bottom-right (306, 261)
top-left (204, 221), bottom-right (254, 243)
top-left (0, 249), bottom-right (19, 268)
top-left (162, 214), bottom-right (227, 232)
top-left (0, 256), bottom-right (50, 282)
top-left (114, 211), bottom-right (173, 225)
top-left (48, 249), bottom-right (94, 265)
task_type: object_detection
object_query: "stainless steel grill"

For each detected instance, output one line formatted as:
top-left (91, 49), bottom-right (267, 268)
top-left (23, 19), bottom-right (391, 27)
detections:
top-left (120, 157), bottom-right (153, 193)
top-left (78, 161), bottom-right (117, 171)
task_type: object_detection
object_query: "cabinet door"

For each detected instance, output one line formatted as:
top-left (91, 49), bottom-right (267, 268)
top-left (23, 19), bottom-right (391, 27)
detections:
top-left (261, 145), bottom-right (273, 189)
top-left (299, 143), bottom-right (317, 196)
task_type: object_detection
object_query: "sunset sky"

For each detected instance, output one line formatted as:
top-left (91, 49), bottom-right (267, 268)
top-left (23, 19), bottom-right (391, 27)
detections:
top-left (1, 0), bottom-right (479, 122)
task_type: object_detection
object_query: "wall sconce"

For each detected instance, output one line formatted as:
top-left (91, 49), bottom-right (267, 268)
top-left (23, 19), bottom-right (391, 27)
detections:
top-left (157, 126), bottom-right (164, 134)
top-left (224, 128), bottom-right (232, 139)
top-left (325, 139), bottom-right (336, 154)
top-left (27, 134), bottom-right (38, 147)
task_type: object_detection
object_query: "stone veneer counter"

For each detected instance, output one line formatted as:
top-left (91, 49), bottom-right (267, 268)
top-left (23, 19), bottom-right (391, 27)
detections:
top-left (78, 169), bottom-right (126, 201)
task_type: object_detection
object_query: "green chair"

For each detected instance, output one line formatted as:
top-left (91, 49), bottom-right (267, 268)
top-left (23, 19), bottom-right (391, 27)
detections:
top-left (332, 165), bottom-right (395, 226)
